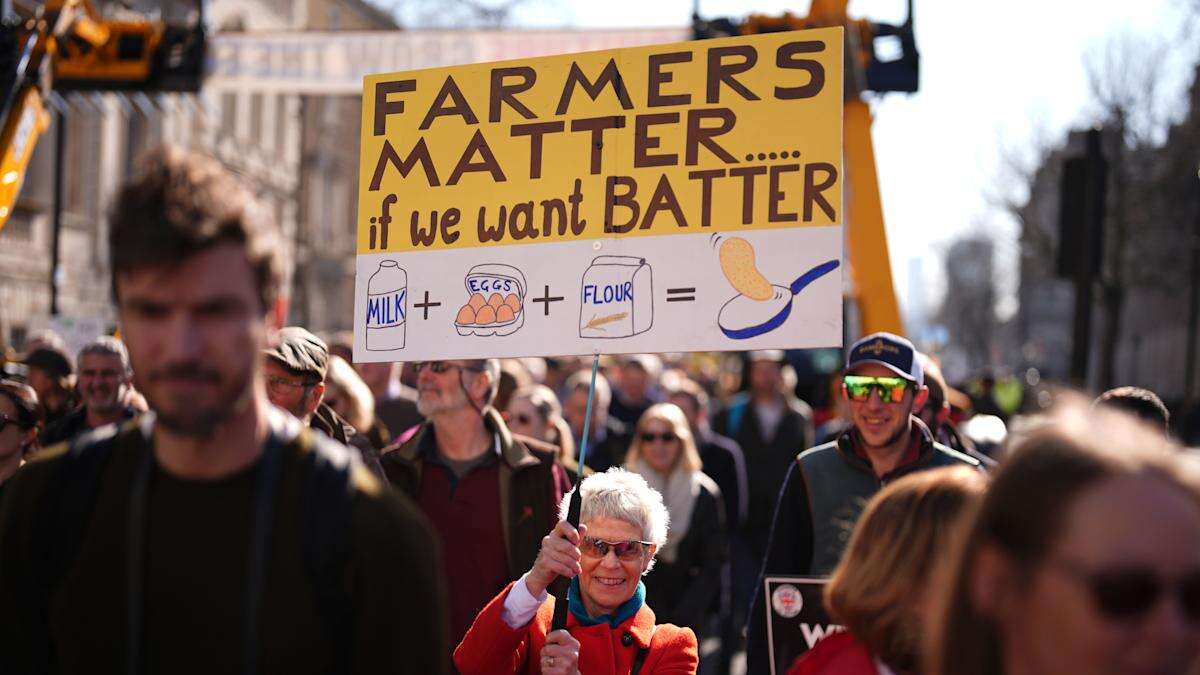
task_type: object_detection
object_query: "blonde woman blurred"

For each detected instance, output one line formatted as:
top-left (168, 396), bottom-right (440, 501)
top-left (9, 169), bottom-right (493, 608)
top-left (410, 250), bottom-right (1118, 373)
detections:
top-left (507, 384), bottom-right (581, 479)
top-left (790, 466), bottom-right (987, 675)
top-left (626, 403), bottom-right (727, 640)
top-left (325, 355), bottom-right (391, 451)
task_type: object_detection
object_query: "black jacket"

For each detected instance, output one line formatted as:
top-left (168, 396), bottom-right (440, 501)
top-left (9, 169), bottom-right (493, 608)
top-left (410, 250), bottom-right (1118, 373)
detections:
top-left (40, 404), bottom-right (137, 447)
top-left (712, 393), bottom-right (814, 557)
top-left (578, 417), bottom-right (631, 473)
top-left (642, 474), bottom-right (728, 634)
top-left (310, 403), bottom-right (384, 479)
top-left (695, 428), bottom-right (748, 531)
top-left (744, 419), bottom-right (983, 675)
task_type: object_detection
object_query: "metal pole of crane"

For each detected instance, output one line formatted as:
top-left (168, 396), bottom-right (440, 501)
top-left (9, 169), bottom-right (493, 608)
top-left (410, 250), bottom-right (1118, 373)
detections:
top-left (50, 105), bottom-right (65, 316)
top-left (844, 99), bottom-right (904, 335)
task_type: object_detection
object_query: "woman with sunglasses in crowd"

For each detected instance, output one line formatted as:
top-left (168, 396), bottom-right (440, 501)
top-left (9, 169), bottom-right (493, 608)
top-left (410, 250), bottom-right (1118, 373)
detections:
top-left (507, 385), bottom-right (581, 480)
top-left (626, 403), bottom-right (728, 653)
top-left (789, 466), bottom-right (986, 675)
top-left (454, 469), bottom-right (699, 674)
top-left (0, 380), bottom-right (40, 494)
top-left (927, 399), bottom-right (1200, 675)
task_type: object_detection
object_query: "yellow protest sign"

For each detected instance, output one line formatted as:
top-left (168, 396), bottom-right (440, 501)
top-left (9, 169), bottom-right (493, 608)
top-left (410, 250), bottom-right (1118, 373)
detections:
top-left (354, 29), bottom-right (843, 362)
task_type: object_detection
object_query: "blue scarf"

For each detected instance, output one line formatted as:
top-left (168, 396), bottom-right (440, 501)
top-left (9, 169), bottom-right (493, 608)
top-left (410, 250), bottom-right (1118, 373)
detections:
top-left (567, 577), bottom-right (645, 628)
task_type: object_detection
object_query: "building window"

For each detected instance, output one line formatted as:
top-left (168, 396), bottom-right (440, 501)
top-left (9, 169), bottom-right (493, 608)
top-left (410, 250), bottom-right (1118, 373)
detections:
top-left (275, 94), bottom-right (289, 159)
top-left (220, 91), bottom-right (237, 138)
top-left (249, 93), bottom-right (263, 148)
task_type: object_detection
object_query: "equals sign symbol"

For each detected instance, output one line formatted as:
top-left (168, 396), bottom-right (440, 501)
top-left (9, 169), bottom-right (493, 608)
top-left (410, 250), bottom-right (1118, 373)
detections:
top-left (666, 287), bottom-right (696, 302)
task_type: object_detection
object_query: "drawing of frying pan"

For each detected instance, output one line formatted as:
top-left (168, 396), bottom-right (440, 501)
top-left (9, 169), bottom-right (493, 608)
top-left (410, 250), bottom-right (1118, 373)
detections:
top-left (718, 260), bottom-right (841, 340)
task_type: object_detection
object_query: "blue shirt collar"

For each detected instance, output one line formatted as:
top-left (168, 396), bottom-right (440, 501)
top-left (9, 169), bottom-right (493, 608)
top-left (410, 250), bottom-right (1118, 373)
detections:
top-left (567, 577), bottom-right (645, 628)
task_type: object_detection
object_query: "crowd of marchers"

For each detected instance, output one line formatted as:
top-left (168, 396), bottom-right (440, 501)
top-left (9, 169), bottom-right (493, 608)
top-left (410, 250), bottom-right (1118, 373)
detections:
top-left (0, 146), bottom-right (1197, 675)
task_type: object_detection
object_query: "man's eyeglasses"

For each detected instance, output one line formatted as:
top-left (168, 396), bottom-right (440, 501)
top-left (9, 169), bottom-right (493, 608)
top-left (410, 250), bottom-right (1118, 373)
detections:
top-left (413, 362), bottom-right (484, 374)
top-left (265, 375), bottom-right (318, 394)
top-left (843, 375), bottom-right (911, 404)
top-left (639, 431), bottom-right (677, 444)
top-left (580, 536), bottom-right (654, 561)
top-left (1052, 558), bottom-right (1200, 623)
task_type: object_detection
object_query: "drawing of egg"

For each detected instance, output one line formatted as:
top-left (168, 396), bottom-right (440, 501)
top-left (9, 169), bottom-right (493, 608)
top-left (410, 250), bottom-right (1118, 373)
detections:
top-left (497, 305), bottom-right (516, 323)
top-left (504, 293), bottom-right (521, 312)
top-left (468, 293), bottom-right (487, 310)
top-left (488, 293), bottom-right (504, 308)
top-left (456, 305), bottom-right (476, 325)
top-left (476, 305), bottom-right (497, 324)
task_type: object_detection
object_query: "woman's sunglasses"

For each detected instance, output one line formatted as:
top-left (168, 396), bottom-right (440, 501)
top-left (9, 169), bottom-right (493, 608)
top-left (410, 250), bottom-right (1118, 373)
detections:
top-left (1054, 559), bottom-right (1200, 622)
top-left (580, 536), bottom-right (653, 561)
top-left (639, 431), bottom-right (677, 443)
top-left (842, 375), bottom-right (910, 403)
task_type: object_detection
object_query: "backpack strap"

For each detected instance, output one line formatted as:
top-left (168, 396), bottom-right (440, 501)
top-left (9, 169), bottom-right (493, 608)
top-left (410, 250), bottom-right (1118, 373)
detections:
top-left (38, 420), bottom-right (142, 599)
top-left (31, 419), bottom-right (143, 675)
top-left (297, 428), bottom-right (357, 674)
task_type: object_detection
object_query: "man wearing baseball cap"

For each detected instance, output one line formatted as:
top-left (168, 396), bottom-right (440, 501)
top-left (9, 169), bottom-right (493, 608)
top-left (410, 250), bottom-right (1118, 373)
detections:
top-left (20, 345), bottom-right (77, 430)
top-left (745, 332), bottom-right (982, 674)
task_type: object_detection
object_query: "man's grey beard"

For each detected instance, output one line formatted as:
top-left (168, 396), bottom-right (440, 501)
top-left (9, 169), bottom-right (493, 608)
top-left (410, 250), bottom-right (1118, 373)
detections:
top-left (417, 387), bottom-right (470, 418)
top-left (86, 387), bottom-right (125, 415)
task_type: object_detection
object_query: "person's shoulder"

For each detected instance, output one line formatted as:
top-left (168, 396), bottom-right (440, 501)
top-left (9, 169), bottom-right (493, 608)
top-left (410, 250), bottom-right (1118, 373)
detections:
top-left (693, 471), bottom-right (722, 502)
top-left (788, 630), bottom-right (876, 675)
top-left (1, 440), bottom-right (73, 509)
top-left (1, 421), bottom-right (137, 519)
top-left (380, 423), bottom-right (425, 461)
top-left (786, 395), bottom-right (815, 417)
top-left (797, 438), bottom-right (840, 462)
top-left (649, 620), bottom-right (699, 655)
top-left (39, 407), bottom-right (84, 444)
top-left (930, 440), bottom-right (983, 469)
top-left (511, 432), bottom-right (560, 465)
top-left (323, 428), bottom-right (437, 548)
top-left (704, 431), bottom-right (743, 456)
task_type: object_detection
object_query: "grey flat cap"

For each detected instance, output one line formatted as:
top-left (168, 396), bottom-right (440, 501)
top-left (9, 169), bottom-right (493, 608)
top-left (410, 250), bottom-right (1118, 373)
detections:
top-left (263, 327), bottom-right (329, 382)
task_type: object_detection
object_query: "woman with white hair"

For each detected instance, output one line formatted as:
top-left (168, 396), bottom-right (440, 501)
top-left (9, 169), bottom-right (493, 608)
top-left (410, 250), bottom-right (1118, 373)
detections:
top-left (455, 468), bottom-right (699, 674)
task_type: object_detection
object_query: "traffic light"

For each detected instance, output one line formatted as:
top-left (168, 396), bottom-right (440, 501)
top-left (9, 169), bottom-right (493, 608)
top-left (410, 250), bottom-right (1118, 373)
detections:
top-left (692, 0), bottom-right (920, 96)
top-left (1057, 130), bottom-right (1107, 279)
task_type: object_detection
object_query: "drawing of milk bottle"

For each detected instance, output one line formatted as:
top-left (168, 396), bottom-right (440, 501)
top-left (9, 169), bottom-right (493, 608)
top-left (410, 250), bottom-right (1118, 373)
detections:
top-left (365, 260), bottom-right (407, 351)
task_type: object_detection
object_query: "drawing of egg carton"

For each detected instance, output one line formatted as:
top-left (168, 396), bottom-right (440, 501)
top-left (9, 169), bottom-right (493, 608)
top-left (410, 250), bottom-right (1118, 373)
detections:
top-left (454, 264), bottom-right (527, 337)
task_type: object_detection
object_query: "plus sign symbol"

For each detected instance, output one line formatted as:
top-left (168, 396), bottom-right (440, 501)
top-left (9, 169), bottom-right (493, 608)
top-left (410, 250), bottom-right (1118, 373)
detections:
top-left (532, 285), bottom-right (564, 316)
top-left (413, 290), bottom-right (441, 320)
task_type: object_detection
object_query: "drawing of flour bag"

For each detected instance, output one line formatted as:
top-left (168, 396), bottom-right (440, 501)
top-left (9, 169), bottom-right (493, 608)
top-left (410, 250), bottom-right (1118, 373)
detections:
top-left (366, 260), bottom-right (407, 351)
top-left (454, 264), bottom-right (527, 336)
top-left (579, 256), bottom-right (654, 339)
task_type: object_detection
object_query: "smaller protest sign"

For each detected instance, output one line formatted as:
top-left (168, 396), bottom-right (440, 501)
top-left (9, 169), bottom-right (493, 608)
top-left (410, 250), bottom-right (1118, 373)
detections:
top-left (763, 576), bottom-right (843, 675)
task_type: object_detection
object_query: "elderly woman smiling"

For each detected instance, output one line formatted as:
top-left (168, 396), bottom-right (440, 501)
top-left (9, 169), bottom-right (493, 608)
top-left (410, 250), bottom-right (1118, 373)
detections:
top-left (455, 469), bottom-right (699, 675)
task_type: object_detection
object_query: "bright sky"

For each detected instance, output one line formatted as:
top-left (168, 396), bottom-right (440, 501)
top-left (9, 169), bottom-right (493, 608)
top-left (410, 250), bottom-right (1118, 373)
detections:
top-left (501, 0), bottom-right (1198, 328)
